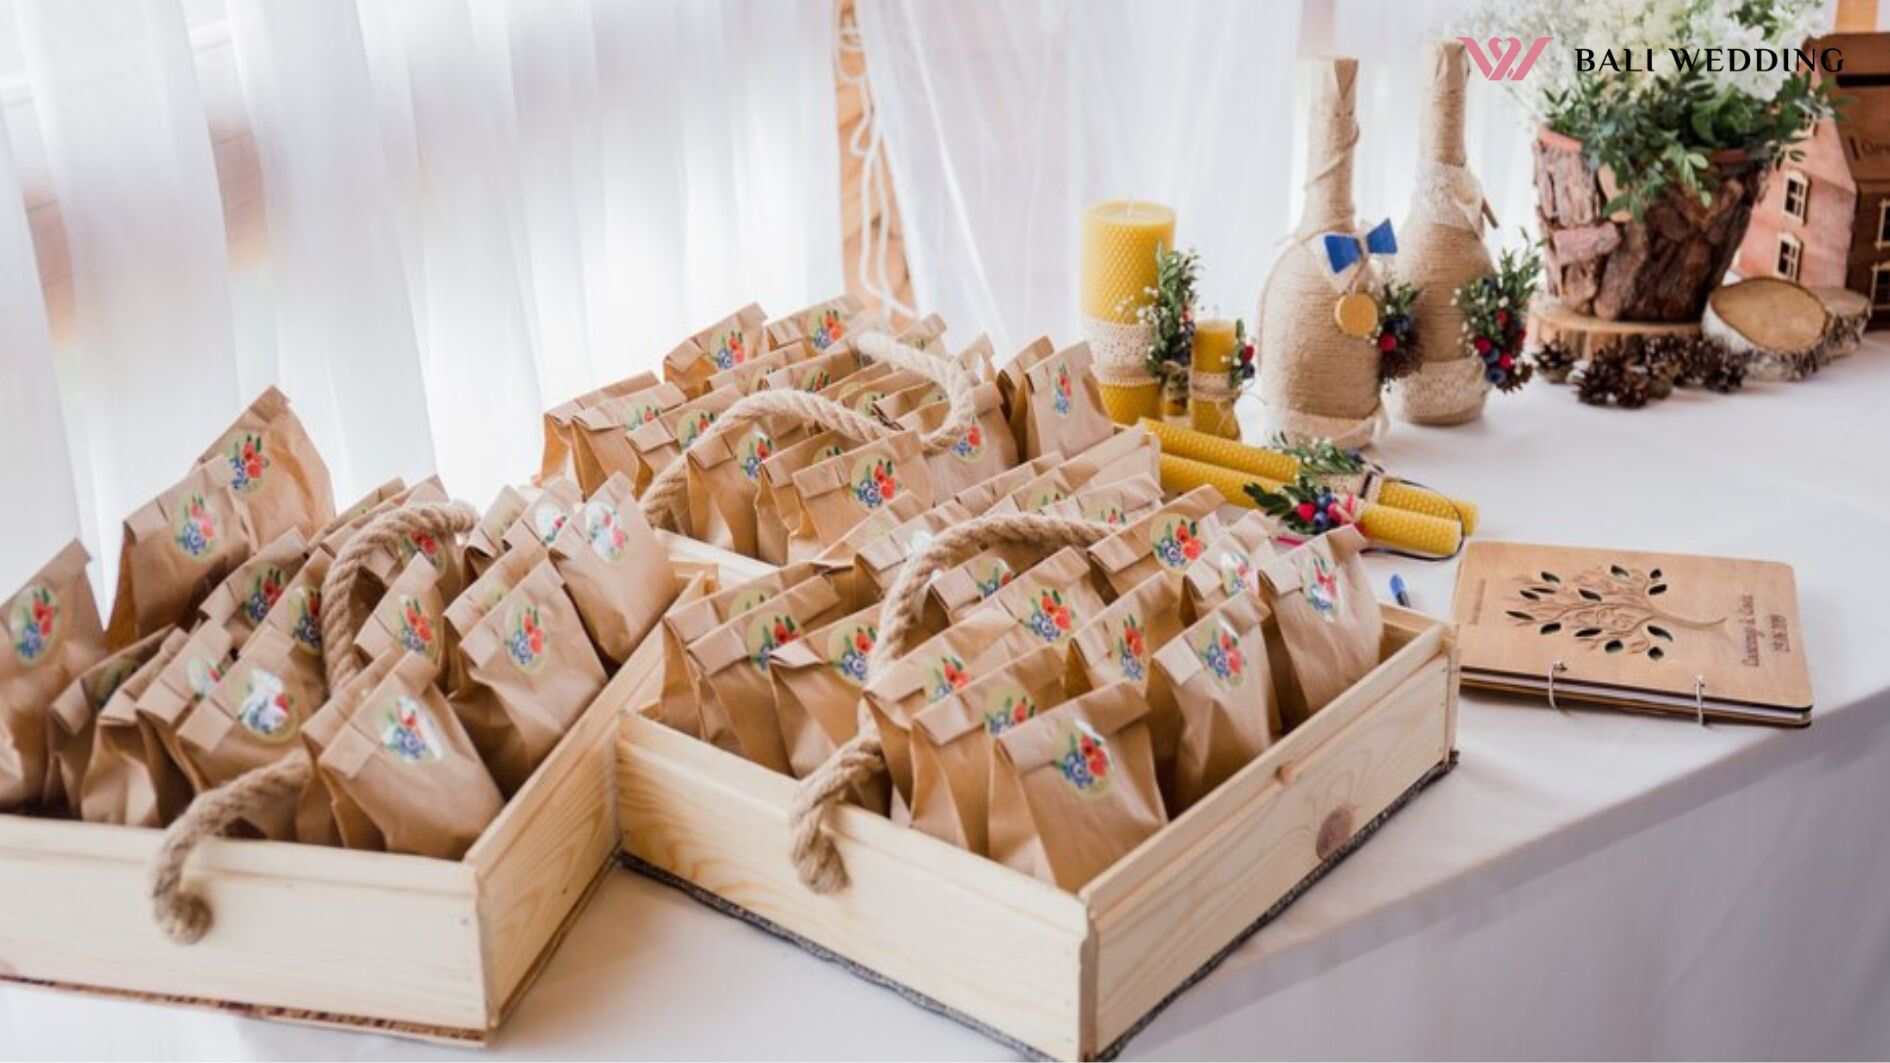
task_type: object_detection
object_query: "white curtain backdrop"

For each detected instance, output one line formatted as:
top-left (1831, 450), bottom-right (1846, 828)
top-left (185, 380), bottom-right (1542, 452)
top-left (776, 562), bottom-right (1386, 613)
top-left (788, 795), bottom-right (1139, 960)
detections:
top-left (856, 0), bottom-right (1305, 354)
top-left (0, 0), bottom-right (841, 598)
top-left (857, 0), bottom-right (1555, 355)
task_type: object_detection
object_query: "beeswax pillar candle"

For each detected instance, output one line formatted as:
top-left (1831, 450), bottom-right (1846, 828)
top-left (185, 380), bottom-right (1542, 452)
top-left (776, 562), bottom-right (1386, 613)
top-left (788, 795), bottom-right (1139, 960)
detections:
top-left (1139, 417), bottom-right (1479, 533)
top-left (1255, 58), bottom-right (1384, 447)
top-left (1157, 454), bottom-right (1463, 557)
top-left (1081, 200), bottom-right (1174, 426)
top-left (1390, 39), bottom-right (1495, 426)
top-left (1188, 319), bottom-right (1241, 438)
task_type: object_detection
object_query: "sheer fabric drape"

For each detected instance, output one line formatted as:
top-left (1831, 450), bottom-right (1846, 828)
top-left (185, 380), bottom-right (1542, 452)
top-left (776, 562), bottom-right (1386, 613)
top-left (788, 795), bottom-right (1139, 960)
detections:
top-left (0, 0), bottom-right (841, 596)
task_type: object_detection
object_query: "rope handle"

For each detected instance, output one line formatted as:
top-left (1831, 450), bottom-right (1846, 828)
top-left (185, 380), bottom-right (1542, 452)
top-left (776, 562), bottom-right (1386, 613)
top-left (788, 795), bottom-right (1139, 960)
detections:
top-left (789, 512), bottom-right (1116, 894)
top-left (149, 500), bottom-right (477, 944)
top-left (637, 331), bottom-right (979, 531)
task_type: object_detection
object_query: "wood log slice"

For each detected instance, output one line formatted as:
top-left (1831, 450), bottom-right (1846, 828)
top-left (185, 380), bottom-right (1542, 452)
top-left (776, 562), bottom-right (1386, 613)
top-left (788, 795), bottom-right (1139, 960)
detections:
top-left (1529, 298), bottom-right (1700, 360)
top-left (1534, 129), bottom-right (1765, 323)
top-left (1812, 286), bottom-right (1868, 362)
top-left (1702, 277), bottom-right (1829, 382)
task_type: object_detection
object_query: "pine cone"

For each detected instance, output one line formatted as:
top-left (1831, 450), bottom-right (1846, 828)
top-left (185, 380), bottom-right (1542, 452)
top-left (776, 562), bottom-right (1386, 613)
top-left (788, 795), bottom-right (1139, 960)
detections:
top-left (1530, 339), bottom-right (1578, 384)
top-left (1572, 350), bottom-right (1652, 408)
top-left (1636, 335), bottom-right (1687, 400)
top-left (1673, 337), bottom-right (1746, 393)
top-left (1572, 356), bottom-right (1621, 407)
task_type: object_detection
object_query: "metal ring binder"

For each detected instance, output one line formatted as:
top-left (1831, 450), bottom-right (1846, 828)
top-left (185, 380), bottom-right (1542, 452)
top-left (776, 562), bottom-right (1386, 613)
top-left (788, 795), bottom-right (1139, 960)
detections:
top-left (1546, 659), bottom-right (1568, 713)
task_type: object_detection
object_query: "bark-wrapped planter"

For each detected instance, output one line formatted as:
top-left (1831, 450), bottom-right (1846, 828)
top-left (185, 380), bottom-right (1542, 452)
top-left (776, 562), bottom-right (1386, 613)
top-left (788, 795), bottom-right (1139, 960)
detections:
top-left (1534, 128), bottom-right (1765, 322)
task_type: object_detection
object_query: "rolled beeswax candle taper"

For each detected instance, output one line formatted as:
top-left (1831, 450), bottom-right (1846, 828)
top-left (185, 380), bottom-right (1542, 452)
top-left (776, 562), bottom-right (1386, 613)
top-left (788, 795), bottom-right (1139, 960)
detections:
top-left (1157, 454), bottom-right (1463, 558)
top-left (1138, 417), bottom-right (1478, 533)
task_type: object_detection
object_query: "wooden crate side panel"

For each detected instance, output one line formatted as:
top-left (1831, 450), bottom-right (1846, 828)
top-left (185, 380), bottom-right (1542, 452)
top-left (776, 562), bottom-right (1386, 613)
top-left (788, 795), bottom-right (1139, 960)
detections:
top-left (618, 717), bottom-right (1091, 1060)
top-left (1085, 657), bottom-right (1454, 1051)
top-left (0, 819), bottom-right (487, 1031)
top-left (467, 671), bottom-right (627, 1020)
top-left (1079, 613), bottom-right (1444, 915)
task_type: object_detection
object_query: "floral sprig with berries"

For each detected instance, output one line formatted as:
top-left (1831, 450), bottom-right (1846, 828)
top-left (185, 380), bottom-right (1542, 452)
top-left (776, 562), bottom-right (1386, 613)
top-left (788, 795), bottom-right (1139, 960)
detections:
top-left (1373, 280), bottom-right (1422, 386)
top-left (1243, 473), bottom-right (1362, 538)
top-left (1454, 240), bottom-right (1542, 393)
top-left (1229, 318), bottom-right (1256, 388)
top-left (1126, 246), bottom-right (1200, 401)
top-left (1269, 433), bottom-right (1371, 478)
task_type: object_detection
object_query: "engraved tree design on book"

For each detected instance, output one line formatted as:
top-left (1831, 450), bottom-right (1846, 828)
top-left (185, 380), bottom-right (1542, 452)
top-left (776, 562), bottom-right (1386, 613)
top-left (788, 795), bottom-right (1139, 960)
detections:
top-left (1503, 562), bottom-right (1725, 662)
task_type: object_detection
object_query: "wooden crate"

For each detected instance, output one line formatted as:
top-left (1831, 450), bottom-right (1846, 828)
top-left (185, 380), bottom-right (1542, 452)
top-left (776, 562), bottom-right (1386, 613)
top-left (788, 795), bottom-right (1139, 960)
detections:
top-left (615, 536), bottom-right (1459, 1060)
top-left (0, 658), bottom-right (632, 1043)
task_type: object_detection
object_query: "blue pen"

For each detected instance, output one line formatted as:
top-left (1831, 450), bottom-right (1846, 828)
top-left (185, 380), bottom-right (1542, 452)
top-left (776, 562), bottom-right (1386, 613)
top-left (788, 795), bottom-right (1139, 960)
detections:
top-left (1389, 573), bottom-right (1411, 608)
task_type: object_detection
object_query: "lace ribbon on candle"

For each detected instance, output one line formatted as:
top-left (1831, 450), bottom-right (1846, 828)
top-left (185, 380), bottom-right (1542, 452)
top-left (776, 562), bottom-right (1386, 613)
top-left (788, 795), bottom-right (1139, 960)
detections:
top-left (1389, 355), bottom-right (1489, 423)
top-left (1408, 160), bottom-right (1494, 236)
top-left (1083, 315), bottom-right (1158, 386)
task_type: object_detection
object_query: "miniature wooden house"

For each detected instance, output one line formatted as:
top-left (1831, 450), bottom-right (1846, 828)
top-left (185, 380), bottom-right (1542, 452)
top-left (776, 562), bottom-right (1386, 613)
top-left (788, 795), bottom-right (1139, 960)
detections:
top-left (1736, 32), bottom-right (1890, 328)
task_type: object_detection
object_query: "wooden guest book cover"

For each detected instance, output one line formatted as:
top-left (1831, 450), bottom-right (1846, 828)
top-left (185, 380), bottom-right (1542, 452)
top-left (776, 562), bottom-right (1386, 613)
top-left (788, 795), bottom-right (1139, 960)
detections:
top-left (1451, 541), bottom-right (1812, 726)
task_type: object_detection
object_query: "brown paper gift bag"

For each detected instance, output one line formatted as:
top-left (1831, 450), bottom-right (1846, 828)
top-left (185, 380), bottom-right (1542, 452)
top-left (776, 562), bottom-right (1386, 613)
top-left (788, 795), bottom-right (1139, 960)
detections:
top-left (571, 382), bottom-right (688, 495)
top-left (195, 386), bottom-right (336, 547)
top-left (538, 472), bottom-right (676, 665)
top-left (1069, 572), bottom-right (1188, 797)
top-left (849, 500), bottom-right (975, 600)
top-left (1021, 342), bottom-right (1113, 461)
top-left (767, 344), bottom-right (870, 394)
top-left (909, 643), bottom-right (1072, 856)
top-left (870, 377), bottom-right (951, 423)
top-left (811, 493), bottom-right (933, 609)
top-left (629, 386), bottom-right (742, 527)
top-left (925, 540), bottom-right (1069, 626)
top-left (755, 429), bottom-right (853, 566)
top-left (107, 461), bottom-right (256, 647)
top-left (961, 547), bottom-right (1108, 645)
top-left (1087, 486), bottom-right (1226, 598)
top-left (540, 370), bottom-right (658, 483)
top-left (176, 626), bottom-right (327, 839)
top-left (642, 570), bottom-right (714, 737)
top-left (816, 361), bottom-right (900, 414)
top-left (1152, 593), bottom-right (1275, 813)
top-left (454, 558), bottom-right (606, 794)
top-left (998, 336), bottom-right (1055, 455)
top-left (465, 486), bottom-right (527, 579)
top-left (898, 383), bottom-right (1019, 498)
top-left (988, 680), bottom-right (1166, 891)
top-left (302, 647), bottom-right (411, 850)
top-left (131, 620), bottom-right (240, 794)
top-left (791, 430), bottom-right (936, 557)
top-left (43, 627), bottom-right (170, 812)
top-left (444, 536), bottom-right (546, 696)
top-left (704, 339), bottom-right (807, 397)
top-left (198, 528), bottom-right (309, 651)
top-left (686, 574), bottom-right (846, 773)
top-left (357, 476), bottom-right (462, 604)
top-left (253, 548), bottom-right (329, 664)
top-left (954, 333), bottom-right (997, 381)
top-left (656, 563), bottom-right (818, 737)
top-left (2, 540), bottom-right (106, 809)
top-left (765, 293), bottom-right (865, 351)
top-left (319, 651), bottom-right (503, 859)
top-left (1181, 509), bottom-right (1280, 616)
top-left (862, 605), bottom-right (1047, 807)
top-left (1042, 474), bottom-right (1165, 530)
top-left (78, 627), bottom-right (191, 826)
top-left (314, 477), bottom-right (405, 547)
top-left (1254, 525), bottom-right (1382, 730)
top-left (985, 466), bottom-right (1076, 516)
top-left (354, 554), bottom-right (448, 674)
top-left (769, 601), bottom-right (881, 781)
top-left (663, 302), bottom-right (768, 398)
top-left (500, 476), bottom-right (582, 552)
top-left (951, 452), bottom-right (1062, 516)
top-left (686, 410), bottom-right (806, 557)
top-left (1064, 425), bottom-right (1161, 490)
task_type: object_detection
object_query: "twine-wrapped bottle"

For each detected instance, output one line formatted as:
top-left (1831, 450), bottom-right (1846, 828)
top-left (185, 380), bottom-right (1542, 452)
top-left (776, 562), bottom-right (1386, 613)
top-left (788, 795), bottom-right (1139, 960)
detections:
top-left (1388, 40), bottom-right (1496, 425)
top-left (1256, 58), bottom-right (1384, 448)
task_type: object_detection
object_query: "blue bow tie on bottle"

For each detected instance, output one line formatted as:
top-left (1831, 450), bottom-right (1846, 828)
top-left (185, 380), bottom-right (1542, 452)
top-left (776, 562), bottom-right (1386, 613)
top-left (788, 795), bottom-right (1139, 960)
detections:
top-left (1316, 219), bottom-right (1398, 291)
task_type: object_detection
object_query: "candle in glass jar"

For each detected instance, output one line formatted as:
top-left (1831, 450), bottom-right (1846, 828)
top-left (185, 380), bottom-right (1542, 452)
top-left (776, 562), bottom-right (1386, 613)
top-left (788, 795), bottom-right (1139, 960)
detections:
top-left (1081, 200), bottom-right (1176, 323)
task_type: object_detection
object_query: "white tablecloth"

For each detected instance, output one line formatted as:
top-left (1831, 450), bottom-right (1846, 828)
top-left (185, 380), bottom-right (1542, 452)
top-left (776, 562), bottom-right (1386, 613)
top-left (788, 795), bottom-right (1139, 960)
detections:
top-left (7, 340), bottom-right (1890, 1060)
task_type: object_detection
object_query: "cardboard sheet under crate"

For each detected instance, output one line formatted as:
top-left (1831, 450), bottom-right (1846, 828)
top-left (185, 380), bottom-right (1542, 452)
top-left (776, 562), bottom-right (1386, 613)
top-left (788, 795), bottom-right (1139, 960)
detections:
top-left (615, 535), bottom-right (1460, 1060)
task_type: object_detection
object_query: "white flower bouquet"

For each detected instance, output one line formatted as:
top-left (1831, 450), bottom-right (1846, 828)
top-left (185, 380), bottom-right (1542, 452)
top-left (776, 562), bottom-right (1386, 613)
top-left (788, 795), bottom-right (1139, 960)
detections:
top-left (1464, 0), bottom-right (1837, 215)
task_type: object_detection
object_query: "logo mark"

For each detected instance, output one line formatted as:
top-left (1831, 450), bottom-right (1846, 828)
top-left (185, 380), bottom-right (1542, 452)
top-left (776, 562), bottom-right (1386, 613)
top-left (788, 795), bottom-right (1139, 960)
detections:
top-left (1459, 36), bottom-right (1550, 81)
